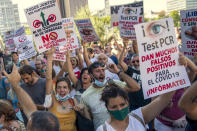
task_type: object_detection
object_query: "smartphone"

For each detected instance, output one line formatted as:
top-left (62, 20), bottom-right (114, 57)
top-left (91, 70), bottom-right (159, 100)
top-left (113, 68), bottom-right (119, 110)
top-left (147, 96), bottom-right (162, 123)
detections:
top-left (3, 55), bottom-right (13, 74)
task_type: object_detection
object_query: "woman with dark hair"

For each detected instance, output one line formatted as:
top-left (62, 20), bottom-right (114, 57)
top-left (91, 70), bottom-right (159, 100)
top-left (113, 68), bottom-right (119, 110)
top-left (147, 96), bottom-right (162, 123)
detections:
top-left (97, 83), bottom-right (176, 131)
top-left (0, 100), bottom-right (26, 131)
top-left (43, 49), bottom-right (91, 131)
top-left (65, 51), bottom-right (92, 102)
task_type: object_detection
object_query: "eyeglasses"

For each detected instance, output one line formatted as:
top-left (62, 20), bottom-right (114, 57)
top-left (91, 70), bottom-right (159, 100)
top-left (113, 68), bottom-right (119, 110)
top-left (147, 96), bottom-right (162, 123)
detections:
top-left (132, 60), bottom-right (139, 64)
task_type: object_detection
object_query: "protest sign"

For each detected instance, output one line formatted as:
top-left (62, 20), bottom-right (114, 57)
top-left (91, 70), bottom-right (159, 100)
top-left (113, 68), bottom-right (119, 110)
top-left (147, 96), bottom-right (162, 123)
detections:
top-left (110, 1), bottom-right (143, 27)
top-left (14, 35), bottom-right (37, 61)
top-left (61, 18), bottom-right (79, 51)
top-left (15, 26), bottom-right (26, 37)
top-left (134, 17), bottom-right (190, 99)
top-left (3, 30), bottom-right (15, 52)
top-left (180, 9), bottom-right (197, 59)
top-left (119, 6), bottom-right (144, 40)
top-left (24, 0), bottom-right (67, 53)
top-left (75, 19), bottom-right (100, 43)
top-left (53, 52), bottom-right (66, 62)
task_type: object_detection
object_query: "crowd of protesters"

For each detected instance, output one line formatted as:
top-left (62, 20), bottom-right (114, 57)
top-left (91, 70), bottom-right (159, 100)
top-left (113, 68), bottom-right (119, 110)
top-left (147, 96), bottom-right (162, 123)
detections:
top-left (0, 32), bottom-right (197, 131)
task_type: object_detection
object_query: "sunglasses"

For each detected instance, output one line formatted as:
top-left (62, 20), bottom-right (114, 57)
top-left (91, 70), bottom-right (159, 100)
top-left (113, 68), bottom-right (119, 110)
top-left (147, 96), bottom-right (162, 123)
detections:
top-left (92, 62), bottom-right (105, 68)
top-left (132, 60), bottom-right (139, 64)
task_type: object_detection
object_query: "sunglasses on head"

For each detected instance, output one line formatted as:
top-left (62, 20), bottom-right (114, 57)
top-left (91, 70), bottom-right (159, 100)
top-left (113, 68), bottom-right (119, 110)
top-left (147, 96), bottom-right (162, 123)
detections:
top-left (93, 62), bottom-right (105, 68)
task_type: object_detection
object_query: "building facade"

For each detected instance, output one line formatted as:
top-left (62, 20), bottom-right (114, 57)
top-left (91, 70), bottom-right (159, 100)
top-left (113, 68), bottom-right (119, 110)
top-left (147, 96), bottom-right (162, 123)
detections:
top-left (0, 0), bottom-right (20, 35)
top-left (57, 0), bottom-right (88, 18)
top-left (167, 0), bottom-right (197, 13)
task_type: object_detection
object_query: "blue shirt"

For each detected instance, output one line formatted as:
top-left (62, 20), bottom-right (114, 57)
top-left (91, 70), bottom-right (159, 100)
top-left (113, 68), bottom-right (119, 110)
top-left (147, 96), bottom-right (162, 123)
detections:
top-left (0, 77), bottom-right (9, 99)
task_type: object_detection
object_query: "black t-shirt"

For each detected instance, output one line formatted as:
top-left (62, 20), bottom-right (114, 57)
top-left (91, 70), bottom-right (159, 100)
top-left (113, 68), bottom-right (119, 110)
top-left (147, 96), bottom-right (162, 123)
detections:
top-left (186, 116), bottom-right (197, 131)
top-left (21, 78), bottom-right (46, 104)
top-left (126, 66), bottom-right (151, 111)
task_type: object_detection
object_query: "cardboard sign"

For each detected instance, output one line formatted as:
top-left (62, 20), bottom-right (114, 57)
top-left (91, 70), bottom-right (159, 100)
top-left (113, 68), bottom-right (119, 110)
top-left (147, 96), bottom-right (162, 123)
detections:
top-left (14, 35), bottom-right (37, 61)
top-left (180, 9), bottom-right (197, 59)
top-left (53, 52), bottom-right (66, 62)
top-left (75, 19), bottom-right (100, 43)
top-left (111, 1), bottom-right (143, 27)
top-left (24, 0), bottom-right (67, 53)
top-left (119, 6), bottom-right (144, 40)
top-left (61, 18), bottom-right (79, 51)
top-left (134, 17), bottom-right (191, 99)
top-left (3, 30), bottom-right (15, 52)
top-left (15, 26), bottom-right (26, 37)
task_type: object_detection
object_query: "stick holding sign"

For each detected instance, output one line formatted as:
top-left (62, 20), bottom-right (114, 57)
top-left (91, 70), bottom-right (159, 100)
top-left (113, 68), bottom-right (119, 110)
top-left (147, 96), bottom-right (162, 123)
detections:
top-left (134, 17), bottom-right (191, 99)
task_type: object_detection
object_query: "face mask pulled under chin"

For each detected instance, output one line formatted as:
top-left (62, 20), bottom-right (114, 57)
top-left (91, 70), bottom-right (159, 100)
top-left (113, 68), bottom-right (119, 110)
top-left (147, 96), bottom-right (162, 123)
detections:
top-left (55, 93), bottom-right (71, 101)
top-left (94, 79), bottom-right (107, 87)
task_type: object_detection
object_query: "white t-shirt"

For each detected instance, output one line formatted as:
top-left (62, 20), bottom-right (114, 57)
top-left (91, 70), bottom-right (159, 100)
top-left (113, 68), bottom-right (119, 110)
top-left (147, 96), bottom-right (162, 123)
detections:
top-left (105, 69), bottom-right (120, 80)
top-left (96, 108), bottom-right (147, 131)
top-left (81, 80), bottom-right (126, 130)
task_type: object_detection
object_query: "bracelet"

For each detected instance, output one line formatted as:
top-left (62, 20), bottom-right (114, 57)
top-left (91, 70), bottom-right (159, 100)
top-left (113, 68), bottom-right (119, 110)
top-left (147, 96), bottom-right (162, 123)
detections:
top-left (117, 71), bottom-right (123, 76)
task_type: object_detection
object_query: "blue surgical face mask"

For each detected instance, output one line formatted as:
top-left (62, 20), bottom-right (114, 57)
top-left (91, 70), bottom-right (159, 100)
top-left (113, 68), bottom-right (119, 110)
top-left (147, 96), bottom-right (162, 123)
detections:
top-left (56, 94), bottom-right (71, 101)
top-left (94, 79), bottom-right (107, 87)
top-left (0, 124), bottom-right (3, 129)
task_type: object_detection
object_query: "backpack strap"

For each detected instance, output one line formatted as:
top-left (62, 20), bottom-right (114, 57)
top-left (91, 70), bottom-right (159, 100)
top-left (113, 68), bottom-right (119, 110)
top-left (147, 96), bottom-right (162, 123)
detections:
top-left (129, 112), bottom-right (148, 130)
top-left (102, 123), bottom-right (107, 131)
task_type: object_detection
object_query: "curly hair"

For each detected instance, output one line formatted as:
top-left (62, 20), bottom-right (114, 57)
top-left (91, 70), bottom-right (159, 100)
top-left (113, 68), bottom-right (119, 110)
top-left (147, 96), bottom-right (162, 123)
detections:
top-left (0, 100), bottom-right (16, 122)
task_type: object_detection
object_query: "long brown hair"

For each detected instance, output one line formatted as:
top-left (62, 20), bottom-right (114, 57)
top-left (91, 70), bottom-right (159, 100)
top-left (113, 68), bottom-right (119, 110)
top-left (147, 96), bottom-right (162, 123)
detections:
top-left (0, 100), bottom-right (16, 122)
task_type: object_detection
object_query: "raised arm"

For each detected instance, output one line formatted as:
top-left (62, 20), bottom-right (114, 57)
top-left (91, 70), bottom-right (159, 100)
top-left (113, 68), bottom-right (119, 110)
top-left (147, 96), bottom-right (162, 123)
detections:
top-left (45, 48), bottom-right (55, 95)
top-left (118, 38), bottom-right (129, 72)
top-left (4, 65), bottom-right (37, 119)
top-left (178, 82), bottom-right (197, 120)
top-left (66, 51), bottom-right (78, 87)
top-left (76, 48), bottom-right (84, 70)
top-left (107, 64), bottom-right (140, 92)
top-left (142, 91), bottom-right (175, 124)
top-left (82, 41), bottom-right (92, 67)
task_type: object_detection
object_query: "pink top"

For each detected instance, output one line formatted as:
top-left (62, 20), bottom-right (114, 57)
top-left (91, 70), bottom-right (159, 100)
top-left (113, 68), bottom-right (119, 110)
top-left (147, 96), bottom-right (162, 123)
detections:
top-left (156, 89), bottom-right (185, 127)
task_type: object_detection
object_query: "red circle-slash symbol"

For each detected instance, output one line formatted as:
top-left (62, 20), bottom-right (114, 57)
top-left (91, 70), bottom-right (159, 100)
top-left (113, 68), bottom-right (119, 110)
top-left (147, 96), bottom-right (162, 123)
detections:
top-left (48, 14), bottom-right (56, 22)
top-left (49, 32), bottom-right (58, 40)
top-left (18, 35), bottom-right (27, 43)
top-left (33, 20), bottom-right (41, 28)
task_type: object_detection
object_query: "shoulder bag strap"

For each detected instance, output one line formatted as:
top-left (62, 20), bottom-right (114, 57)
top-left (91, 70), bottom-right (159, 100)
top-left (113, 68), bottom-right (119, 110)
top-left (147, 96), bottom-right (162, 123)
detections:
top-left (102, 123), bottom-right (107, 131)
top-left (129, 112), bottom-right (148, 130)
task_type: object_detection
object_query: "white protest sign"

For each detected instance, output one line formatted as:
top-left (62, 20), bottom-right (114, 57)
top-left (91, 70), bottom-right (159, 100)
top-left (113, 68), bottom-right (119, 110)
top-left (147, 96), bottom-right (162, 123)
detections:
top-left (111, 1), bottom-right (143, 27)
top-left (61, 17), bottom-right (79, 51)
top-left (14, 35), bottom-right (37, 61)
top-left (3, 30), bottom-right (15, 52)
top-left (15, 26), bottom-right (26, 37)
top-left (134, 17), bottom-right (191, 99)
top-left (53, 52), bottom-right (66, 62)
top-left (180, 9), bottom-right (197, 59)
top-left (24, 0), bottom-right (67, 53)
top-left (75, 19), bottom-right (100, 43)
top-left (119, 6), bottom-right (144, 40)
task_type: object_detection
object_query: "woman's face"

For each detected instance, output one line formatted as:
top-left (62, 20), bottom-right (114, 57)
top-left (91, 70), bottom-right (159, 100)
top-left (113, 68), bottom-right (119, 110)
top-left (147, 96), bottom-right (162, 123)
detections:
top-left (81, 70), bottom-right (91, 84)
top-left (56, 81), bottom-right (70, 97)
top-left (107, 96), bottom-right (128, 111)
top-left (71, 57), bottom-right (77, 69)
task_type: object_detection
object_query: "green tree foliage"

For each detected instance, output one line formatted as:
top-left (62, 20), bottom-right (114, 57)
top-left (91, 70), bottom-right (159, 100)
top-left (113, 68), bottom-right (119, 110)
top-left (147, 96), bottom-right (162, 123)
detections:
top-left (74, 5), bottom-right (111, 43)
top-left (169, 10), bottom-right (180, 27)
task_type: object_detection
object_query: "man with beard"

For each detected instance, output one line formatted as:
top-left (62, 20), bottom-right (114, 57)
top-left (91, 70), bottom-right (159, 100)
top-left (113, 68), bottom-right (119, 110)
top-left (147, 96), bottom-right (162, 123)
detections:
top-left (19, 65), bottom-right (46, 125)
top-left (80, 61), bottom-right (141, 130)
top-left (119, 39), bottom-right (151, 111)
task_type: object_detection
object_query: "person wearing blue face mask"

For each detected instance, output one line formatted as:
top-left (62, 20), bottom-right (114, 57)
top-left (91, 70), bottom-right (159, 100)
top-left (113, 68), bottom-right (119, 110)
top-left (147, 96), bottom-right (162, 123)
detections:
top-left (80, 61), bottom-right (141, 130)
top-left (43, 48), bottom-right (91, 131)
